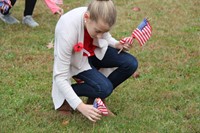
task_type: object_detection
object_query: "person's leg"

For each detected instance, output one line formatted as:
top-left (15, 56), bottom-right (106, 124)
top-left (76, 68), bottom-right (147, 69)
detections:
top-left (90, 46), bottom-right (138, 89)
top-left (72, 66), bottom-right (113, 99)
top-left (24, 0), bottom-right (37, 16)
top-left (85, 47), bottom-right (137, 116)
top-left (72, 66), bottom-right (115, 116)
top-left (10, 0), bottom-right (17, 6)
top-left (0, 0), bottom-right (19, 24)
top-left (73, 47), bottom-right (137, 98)
top-left (22, 0), bottom-right (39, 27)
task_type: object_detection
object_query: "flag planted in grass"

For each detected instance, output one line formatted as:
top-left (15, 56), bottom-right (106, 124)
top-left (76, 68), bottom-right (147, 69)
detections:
top-left (93, 98), bottom-right (108, 116)
top-left (120, 18), bottom-right (152, 46)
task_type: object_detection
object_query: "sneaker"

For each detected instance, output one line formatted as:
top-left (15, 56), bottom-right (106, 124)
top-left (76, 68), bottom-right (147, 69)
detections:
top-left (0, 13), bottom-right (20, 24)
top-left (22, 15), bottom-right (39, 28)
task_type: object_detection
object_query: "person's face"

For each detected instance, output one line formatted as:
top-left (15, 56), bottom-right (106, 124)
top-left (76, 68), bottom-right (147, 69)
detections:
top-left (84, 13), bottom-right (111, 39)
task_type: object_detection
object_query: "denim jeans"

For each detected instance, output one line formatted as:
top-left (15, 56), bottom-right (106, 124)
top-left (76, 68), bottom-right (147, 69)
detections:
top-left (72, 46), bottom-right (138, 99)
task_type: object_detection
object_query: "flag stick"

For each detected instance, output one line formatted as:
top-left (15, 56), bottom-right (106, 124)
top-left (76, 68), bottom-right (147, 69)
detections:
top-left (118, 48), bottom-right (123, 54)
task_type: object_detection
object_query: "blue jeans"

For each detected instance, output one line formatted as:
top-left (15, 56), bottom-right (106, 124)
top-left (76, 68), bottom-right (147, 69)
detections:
top-left (72, 46), bottom-right (138, 99)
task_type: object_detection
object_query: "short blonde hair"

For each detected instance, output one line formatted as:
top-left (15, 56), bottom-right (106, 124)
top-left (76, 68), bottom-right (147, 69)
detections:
top-left (87, 0), bottom-right (117, 27)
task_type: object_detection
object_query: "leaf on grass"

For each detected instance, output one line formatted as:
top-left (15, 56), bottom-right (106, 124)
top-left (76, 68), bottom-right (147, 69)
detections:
top-left (132, 72), bottom-right (140, 78)
top-left (47, 40), bottom-right (54, 49)
top-left (132, 7), bottom-right (141, 11)
top-left (62, 120), bottom-right (69, 126)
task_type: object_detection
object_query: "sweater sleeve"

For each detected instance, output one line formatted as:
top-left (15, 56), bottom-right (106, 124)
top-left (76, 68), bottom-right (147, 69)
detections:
top-left (53, 20), bottom-right (82, 110)
top-left (44, 0), bottom-right (61, 14)
top-left (103, 32), bottom-right (119, 48)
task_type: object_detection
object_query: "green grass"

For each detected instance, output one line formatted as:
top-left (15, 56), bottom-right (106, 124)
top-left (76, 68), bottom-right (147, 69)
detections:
top-left (0, 0), bottom-right (199, 132)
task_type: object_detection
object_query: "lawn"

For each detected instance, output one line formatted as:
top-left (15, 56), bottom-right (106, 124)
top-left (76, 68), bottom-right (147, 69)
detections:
top-left (0, 0), bottom-right (199, 132)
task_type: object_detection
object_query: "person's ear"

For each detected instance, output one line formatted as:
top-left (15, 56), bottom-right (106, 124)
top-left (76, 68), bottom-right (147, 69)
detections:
top-left (84, 12), bottom-right (90, 23)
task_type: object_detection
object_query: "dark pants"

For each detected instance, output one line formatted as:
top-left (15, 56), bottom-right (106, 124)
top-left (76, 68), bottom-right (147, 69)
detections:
top-left (72, 46), bottom-right (138, 99)
top-left (2, 0), bottom-right (37, 16)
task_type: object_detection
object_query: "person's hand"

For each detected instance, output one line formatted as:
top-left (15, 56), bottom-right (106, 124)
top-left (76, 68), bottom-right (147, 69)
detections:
top-left (55, 8), bottom-right (64, 17)
top-left (77, 102), bottom-right (102, 122)
top-left (122, 42), bottom-right (133, 51)
top-left (115, 42), bottom-right (133, 53)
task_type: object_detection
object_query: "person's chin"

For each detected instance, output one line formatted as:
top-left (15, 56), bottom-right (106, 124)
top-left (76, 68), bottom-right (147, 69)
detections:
top-left (91, 36), bottom-right (96, 39)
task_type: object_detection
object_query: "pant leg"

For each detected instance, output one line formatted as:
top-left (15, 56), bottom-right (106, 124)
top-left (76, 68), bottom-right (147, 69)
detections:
top-left (72, 66), bottom-right (113, 99)
top-left (1, 0), bottom-right (16, 15)
top-left (24, 0), bottom-right (37, 16)
top-left (72, 46), bottom-right (138, 99)
top-left (90, 46), bottom-right (138, 88)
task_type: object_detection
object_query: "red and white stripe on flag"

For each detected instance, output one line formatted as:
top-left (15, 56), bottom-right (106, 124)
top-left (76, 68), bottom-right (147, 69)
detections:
top-left (119, 36), bottom-right (134, 45)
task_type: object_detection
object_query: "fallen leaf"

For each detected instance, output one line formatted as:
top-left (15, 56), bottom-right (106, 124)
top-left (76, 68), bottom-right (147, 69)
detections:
top-left (132, 72), bottom-right (140, 78)
top-left (62, 120), bottom-right (69, 126)
top-left (132, 7), bottom-right (141, 11)
top-left (47, 39), bottom-right (54, 49)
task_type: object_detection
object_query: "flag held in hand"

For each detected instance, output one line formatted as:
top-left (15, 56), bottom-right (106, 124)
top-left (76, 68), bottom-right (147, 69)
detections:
top-left (93, 98), bottom-right (108, 116)
top-left (120, 18), bottom-right (152, 46)
top-left (132, 18), bottom-right (152, 46)
top-left (0, 0), bottom-right (12, 13)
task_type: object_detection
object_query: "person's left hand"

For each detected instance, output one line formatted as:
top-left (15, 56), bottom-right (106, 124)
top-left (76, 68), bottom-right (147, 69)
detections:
top-left (122, 42), bottom-right (133, 51)
top-left (115, 42), bottom-right (133, 53)
top-left (55, 8), bottom-right (64, 17)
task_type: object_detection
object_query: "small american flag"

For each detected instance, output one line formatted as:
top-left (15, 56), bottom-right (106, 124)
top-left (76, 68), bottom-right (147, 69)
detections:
top-left (93, 98), bottom-right (108, 116)
top-left (132, 18), bottom-right (152, 46)
top-left (0, 0), bottom-right (12, 13)
top-left (119, 18), bottom-right (152, 46)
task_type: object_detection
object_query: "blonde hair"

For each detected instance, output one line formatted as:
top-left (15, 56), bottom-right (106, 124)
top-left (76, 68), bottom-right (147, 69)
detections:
top-left (87, 0), bottom-right (117, 27)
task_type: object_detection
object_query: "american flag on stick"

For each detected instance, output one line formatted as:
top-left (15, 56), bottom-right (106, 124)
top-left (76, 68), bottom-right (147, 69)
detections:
top-left (119, 18), bottom-right (152, 46)
top-left (0, 0), bottom-right (12, 13)
top-left (93, 98), bottom-right (108, 116)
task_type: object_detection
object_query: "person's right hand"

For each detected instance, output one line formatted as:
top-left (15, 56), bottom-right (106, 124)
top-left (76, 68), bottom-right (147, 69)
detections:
top-left (76, 102), bottom-right (102, 122)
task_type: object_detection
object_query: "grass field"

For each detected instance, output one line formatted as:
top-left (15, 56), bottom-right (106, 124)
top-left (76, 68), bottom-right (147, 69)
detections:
top-left (0, 0), bottom-right (199, 132)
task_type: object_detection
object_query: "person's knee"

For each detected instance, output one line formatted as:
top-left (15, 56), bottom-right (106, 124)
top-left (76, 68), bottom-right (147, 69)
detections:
top-left (124, 56), bottom-right (138, 73)
top-left (131, 57), bottom-right (138, 71)
top-left (94, 80), bottom-right (113, 99)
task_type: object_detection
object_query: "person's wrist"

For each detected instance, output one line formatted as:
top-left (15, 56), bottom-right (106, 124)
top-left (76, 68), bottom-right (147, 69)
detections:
top-left (115, 42), bottom-right (123, 50)
top-left (76, 102), bottom-right (84, 112)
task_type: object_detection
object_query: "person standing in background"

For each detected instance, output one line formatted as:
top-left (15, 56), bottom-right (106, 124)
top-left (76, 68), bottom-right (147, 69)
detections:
top-left (0, 0), bottom-right (63, 27)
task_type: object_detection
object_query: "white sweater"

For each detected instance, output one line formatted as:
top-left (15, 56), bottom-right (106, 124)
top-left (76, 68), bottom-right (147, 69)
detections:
top-left (52, 7), bottom-right (118, 110)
